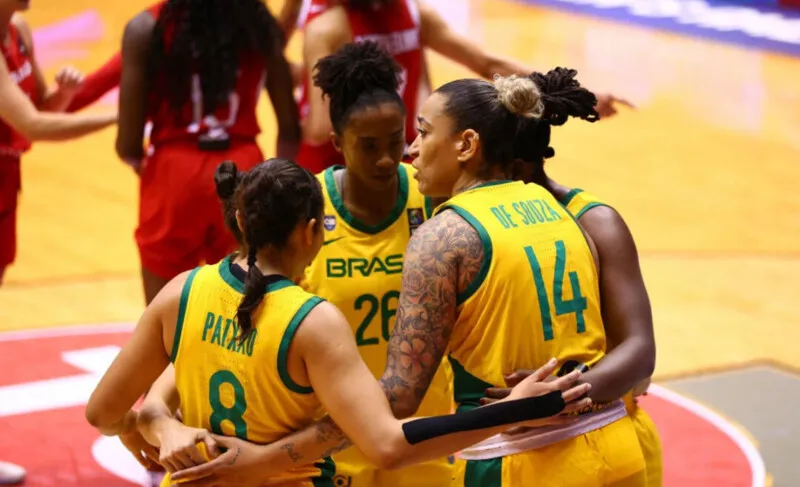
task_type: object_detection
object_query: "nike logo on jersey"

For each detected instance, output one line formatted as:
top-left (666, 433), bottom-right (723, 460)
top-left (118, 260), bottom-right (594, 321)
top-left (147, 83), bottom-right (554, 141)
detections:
top-left (323, 237), bottom-right (345, 246)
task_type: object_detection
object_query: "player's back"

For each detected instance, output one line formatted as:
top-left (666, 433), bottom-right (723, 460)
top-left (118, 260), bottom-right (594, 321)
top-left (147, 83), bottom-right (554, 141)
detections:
top-left (169, 258), bottom-right (333, 486)
top-left (0, 18), bottom-right (37, 158)
top-left (441, 180), bottom-right (605, 396)
top-left (443, 180), bottom-right (645, 486)
top-left (144, 2), bottom-right (265, 148)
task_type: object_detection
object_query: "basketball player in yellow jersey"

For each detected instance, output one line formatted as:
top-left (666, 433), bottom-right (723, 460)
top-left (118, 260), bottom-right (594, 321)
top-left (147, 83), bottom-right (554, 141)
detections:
top-left (361, 72), bottom-right (652, 487)
top-left (299, 42), bottom-right (453, 487)
top-left (86, 157), bottom-right (594, 486)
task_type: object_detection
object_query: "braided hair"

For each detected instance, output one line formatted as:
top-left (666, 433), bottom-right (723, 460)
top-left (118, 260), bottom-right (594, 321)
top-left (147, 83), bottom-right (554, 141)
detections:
top-left (511, 67), bottom-right (599, 184)
top-left (148, 0), bottom-right (281, 118)
top-left (234, 159), bottom-right (324, 342)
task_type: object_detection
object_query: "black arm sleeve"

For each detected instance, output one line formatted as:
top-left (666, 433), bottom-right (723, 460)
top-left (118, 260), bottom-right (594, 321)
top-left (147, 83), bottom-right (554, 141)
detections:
top-left (401, 391), bottom-right (564, 445)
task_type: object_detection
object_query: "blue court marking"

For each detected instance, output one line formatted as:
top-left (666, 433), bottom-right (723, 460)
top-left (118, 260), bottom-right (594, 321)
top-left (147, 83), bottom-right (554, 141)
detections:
top-left (514, 0), bottom-right (800, 57)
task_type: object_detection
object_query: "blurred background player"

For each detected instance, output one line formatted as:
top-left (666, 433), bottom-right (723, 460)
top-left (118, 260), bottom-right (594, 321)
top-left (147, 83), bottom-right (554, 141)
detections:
top-left (0, 0), bottom-right (116, 286)
top-left (115, 0), bottom-right (300, 304)
top-left (295, 0), bottom-right (530, 173)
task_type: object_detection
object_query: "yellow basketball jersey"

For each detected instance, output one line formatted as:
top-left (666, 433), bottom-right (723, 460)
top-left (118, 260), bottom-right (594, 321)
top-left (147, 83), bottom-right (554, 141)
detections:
top-left (436, 180), bottom-right (606, 411)
top-left (302, 164), bottom-right (453, 483)
top-left (560, 188), bottom-right (610, 220)
top-left (170, 257), bottom-right (334, 485)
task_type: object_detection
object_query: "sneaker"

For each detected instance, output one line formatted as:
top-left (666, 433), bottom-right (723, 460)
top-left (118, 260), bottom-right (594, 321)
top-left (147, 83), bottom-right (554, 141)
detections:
top-left (0, 462), bottom-right (25, 485)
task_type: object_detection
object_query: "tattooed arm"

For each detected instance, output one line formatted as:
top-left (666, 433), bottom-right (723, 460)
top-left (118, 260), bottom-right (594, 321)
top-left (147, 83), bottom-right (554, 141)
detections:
top-left (380, 209), bottom-right (484, 418)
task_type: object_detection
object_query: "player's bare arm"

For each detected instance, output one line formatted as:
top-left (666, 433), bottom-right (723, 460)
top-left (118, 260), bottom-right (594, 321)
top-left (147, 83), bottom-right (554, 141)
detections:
top-left (264, 27), bottom-right (302, 160)
top-left (418, 1), bottom-right (528, 79)
top-left (275, 0), bottom-right (304, 43)
top-left (116, 12), bottom-right (154, 169)
top-left (0, 50), bottom-right (115, 141)
top-left (11, 14), bottom-right (84, 112)
top-left (85, 271), bottom-right (186, 435)
top-left (380, 209), bottom-right (482, 418)
top-left (571, 206), bottom-right (656, 402)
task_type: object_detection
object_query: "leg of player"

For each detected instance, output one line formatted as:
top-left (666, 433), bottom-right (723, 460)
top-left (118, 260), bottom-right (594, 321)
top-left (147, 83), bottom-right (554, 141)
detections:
top-left (0, 461), bottom-right (25, 485)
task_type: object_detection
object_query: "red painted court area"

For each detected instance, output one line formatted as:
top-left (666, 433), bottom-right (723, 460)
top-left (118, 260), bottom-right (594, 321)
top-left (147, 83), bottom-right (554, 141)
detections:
top-left (0, 326), bottom-right (763, 487)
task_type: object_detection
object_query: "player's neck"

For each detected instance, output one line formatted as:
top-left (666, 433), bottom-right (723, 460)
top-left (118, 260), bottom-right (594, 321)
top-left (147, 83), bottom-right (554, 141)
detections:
top-left (545, 178), bottom-right (571, 201)
top-left (237, 250), bottom-right (297, 283)
top-left (340, 169), bottom-right (399, 224)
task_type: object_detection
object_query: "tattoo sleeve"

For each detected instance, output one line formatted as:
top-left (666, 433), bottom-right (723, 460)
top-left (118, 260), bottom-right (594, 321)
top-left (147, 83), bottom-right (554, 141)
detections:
top-left (379, 210), bottom-right (484, 418)
top-left (315, 416), bottom-right (351, 458)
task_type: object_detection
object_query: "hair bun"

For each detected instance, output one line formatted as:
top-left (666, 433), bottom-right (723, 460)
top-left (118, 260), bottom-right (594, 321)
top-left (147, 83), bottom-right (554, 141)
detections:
top-left (494, 74), bottom-right (544, 119)
top-left (214, 160), bottom-right (240, 199)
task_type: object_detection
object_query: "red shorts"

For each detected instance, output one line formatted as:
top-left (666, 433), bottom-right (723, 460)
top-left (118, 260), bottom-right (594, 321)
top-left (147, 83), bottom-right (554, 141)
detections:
top-left (136, 140), bottom-right (263, 280)
top-left (0, 158), bottom-right (21, 270)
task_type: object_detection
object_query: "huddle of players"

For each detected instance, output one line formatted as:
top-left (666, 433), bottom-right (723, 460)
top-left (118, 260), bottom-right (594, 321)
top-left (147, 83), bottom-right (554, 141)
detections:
top-left (0, 0), bottom-right (659, 485)
top-left (86, 12), bottom-right (660, 487)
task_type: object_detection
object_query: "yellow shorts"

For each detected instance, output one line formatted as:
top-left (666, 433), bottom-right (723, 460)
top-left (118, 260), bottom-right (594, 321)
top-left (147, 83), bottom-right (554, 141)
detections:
top-left (331, 448), bottom-right (453, 487)
top-left (452, 416), bottom-right (646, 487)
top-left (624, 392), bottom-right (663, 487)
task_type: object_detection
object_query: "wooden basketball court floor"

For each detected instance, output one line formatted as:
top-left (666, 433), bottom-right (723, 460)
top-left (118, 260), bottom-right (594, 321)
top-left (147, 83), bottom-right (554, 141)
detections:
top-left (0, 0), bottom-right (798, 484)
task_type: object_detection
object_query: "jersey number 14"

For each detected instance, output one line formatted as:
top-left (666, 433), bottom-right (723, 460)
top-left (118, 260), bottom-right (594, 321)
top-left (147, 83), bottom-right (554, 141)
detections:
top-left (524, 240), bottom-right (588, 341)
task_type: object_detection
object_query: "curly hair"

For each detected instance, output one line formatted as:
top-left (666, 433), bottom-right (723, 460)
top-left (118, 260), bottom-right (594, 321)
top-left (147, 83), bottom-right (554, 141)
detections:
top-left (312, 41), bottom-right (404, 133)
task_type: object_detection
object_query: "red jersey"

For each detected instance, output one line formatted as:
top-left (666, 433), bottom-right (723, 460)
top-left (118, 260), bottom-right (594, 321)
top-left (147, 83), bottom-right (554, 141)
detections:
top-left (145, 2), bottom-right (266, 148)
top-left (0, 22), bottom-right (38, 159)
top-left (296, 0), bottom-right (422, 171)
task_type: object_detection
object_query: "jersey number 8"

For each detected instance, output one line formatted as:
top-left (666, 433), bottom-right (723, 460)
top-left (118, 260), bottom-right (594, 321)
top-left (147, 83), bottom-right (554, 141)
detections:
top-left (209, 370), bottom-right (248, 439)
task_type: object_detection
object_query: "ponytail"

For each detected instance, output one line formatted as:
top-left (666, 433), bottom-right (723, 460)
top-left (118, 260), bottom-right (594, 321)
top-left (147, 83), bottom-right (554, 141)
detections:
top-left (232, 158), bottom-right (324, 344)
top-left (235, 247), bottom-right (269, 343)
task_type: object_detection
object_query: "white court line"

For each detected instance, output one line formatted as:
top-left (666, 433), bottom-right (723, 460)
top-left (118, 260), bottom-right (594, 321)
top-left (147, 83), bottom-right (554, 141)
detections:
top-left (0, 322), bottom-right (134, 342)
top-left (0, 325), bottom-right (769, 487)
top-left (649, 383), bottom-right (766, 487)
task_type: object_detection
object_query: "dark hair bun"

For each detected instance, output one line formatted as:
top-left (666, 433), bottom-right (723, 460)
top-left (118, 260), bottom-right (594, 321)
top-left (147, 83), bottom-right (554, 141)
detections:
top-left (214, 160), bottom-right (240, 199)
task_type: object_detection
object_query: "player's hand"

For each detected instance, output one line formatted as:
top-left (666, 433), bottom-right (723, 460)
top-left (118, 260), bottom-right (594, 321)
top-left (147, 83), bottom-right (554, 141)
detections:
top-left (480, 368), bottom-right (548, 406)
top-left (169, 435), bottom-right (276, 487)
top-left (157, 423), bottom-right (219, 474)
top-left (119, 429), bottom-right (162, 471)
top-left (496, 359), bottom-right (592, 425)
top-left (54, 66), bottom-right (85, 98)
top-left (595, 93), bottom-right (635, 119)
